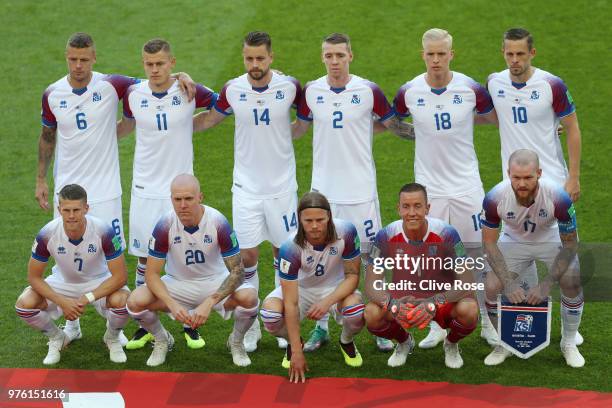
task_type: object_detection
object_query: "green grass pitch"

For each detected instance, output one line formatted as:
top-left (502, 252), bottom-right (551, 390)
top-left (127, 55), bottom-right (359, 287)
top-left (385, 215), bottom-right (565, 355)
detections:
top-left (0, 0), bottom-right (610, 393)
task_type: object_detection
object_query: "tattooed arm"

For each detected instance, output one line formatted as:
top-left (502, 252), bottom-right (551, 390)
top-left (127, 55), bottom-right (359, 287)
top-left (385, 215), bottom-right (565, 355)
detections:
top-left (35, 126), bottom-right (57, 210)
top-left (212, 253), bottom-right (245, 303)
top-left (377, 116), bottom-right (415, 140)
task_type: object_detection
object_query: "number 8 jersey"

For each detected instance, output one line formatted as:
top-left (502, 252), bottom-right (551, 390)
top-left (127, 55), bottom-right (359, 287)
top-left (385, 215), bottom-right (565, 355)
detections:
top-left (148, 205), bottom-right (240, 282)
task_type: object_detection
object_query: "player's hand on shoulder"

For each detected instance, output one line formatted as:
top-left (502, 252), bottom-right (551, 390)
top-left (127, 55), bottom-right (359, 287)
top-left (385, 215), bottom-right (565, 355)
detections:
top-left (289, 351), bottom-right (308, 383)
top-left (175, 72), bottom-right (196, 102)
top-left (564, 177), bottom-right (580, 203)
top-left (35, 179), bottom-right (49, 211)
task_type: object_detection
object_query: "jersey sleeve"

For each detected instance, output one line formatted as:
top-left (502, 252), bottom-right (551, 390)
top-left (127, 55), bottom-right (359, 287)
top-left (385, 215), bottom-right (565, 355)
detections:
top-left (368, 82), bottom-right (395, 122)
top-left (288, 76), bottom-right (302, 108)
top-left (393, 84), bottom-right (411, 118)
top-left (277, 241), bottom-right (302, 281)
top-left (31, 229), bottom-right (51, 262)
top-left (101, 224), bottom-right (122, 260)
top-left (442, 225), bottom-right (466, 259)
top-left (546, 76), bottom-right (576, 118)
top-left (553, 189), bottom-right (578, 234)
top-left (481, 188), bottom-right (501, 229)
top-left (213, 82), bottom-right (233, 116)
top-left (195, 84), bottom-right (217, 109)
top-left (367, 227), bottom-right (388, 265)
top-left (215, 214), bottom-right (240, 258)
top-left (296, 81), bottom-right (313, 121)
top-left (122, 85), bottom-right (136, 118)
top-left (41, 87), bottom-right (57, 128)
top-left (470, 81), bottom-right (494, 114)
top-left (339, 221), bottom-right (361, 260)
top-left (148, 215), bottom-right (171, 259)
top-left (105, 75), bottom-right (139, 100)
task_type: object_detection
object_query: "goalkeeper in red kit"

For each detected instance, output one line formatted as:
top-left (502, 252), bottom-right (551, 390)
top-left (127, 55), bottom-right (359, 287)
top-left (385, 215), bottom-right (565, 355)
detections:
top-left (363, 183), bottom-right (479, 369)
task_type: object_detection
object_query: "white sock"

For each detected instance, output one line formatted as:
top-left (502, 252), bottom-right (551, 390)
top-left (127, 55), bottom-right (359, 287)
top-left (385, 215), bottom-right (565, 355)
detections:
top-left (135, 263), bottom-right (146, 287)
top-left (233, 301), bottom-right (259, 342)
top-left (16, 307), bottom-right (60, 338)
top-left (561, 291), bottom-right (584, 345)
top-left (127, 307), bottom-right (166, 341)
top-left (107, 307), bottom-right (129, 337)
top-left (65, 318), bottom-right (80, 330)
top-left (244, 264), bottom-right (259, 291)
top-left (316, 314), bottom-right (329, 332)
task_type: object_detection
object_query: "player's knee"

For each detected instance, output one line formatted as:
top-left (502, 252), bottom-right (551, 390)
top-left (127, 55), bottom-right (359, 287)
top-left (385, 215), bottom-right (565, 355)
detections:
top-left (456, 299), bottom-right (479, 324)
top-left (15, 288), bottom-right (43, 310)
top-left (485, 275), bottom-right (502, 299)
top-left (364, 302), bottom-right (384, 326)
top-left (559, 272), bottom-right (581, 296)
top-left (236, 288), bottom-right (259, 309)
top-left (126, 288), bottom-right (150, 313)
top-left (260, 308), bottom-right (284, 334)
top-left (107, 289), bottom-right (129, 309)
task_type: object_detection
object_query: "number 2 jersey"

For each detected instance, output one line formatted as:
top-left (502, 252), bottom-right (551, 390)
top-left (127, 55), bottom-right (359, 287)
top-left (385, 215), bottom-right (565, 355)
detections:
top-left (394, 72), bottom-right (494, 197)
top-left (487, 68), bottom-right (576, 185)
top-left (277, 219), bottom-right (360, 288)
top-left (31, 215), bottom-right (122, 283)
top-left (214, 72), bottom-right (300, 198)
top-left (148, 205), bottom-right (240, 282)
top-left (481, 178), bottom-right (577, 243)
top-left (42, 72), bottom-right (137, 203)
top-left (297, 75), bottom-right (394, 204)
top-left (124, 80), bottom-right (216, 198)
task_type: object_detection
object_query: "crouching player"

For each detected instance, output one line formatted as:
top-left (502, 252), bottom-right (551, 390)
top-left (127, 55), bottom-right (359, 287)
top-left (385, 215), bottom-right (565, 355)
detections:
top-left (126, 174), bottom-right (258, 367)
top-left (260, 192), bottom-right (365, 383)
top-left (364, 183), bottom-right (479, 369)
top-left (16, 184), bottom-right (129, 364)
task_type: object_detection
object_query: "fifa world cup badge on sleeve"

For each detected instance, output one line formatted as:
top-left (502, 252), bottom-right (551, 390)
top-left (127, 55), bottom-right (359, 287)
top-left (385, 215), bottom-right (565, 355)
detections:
top-left (497, 295), bottom-right (552, 359)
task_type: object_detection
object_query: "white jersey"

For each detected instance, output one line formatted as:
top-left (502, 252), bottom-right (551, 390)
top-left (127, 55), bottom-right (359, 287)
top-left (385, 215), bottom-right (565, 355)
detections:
top-left (277, 219), bottom-right (361, 288)
top-left (482, 178), bottom-right (577, 243)
top-left (394, 72), bottom-right (494, 197)
top-left (215, 72), bottom-right (300, 198)
top-left (298, 75), bottom-right (394, 204)
top-left (124, 81), bottom-right (216, 198)
top-left (42, 72), bottom-right (136, 203)
top-left (487, 68), bottom-right (576, 185)
top-left (31, 215), bottom-right (122, 284)
top-left (148, 205), bottom-right (240, 282)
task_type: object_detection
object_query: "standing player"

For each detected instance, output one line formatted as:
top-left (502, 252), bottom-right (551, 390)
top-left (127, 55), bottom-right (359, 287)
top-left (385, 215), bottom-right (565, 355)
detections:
top-left (293, 33), bottom-right (412, 352)
top-left (487, 28), bottom-right (583, 344)
top-left (394, 28), bottom-right (497, 348)
top-left (126, 175), bottom-right (258, 367)
top-left (16, 184), bottom-right (130, 364)
top-left (118, 39), bottom-right (216, 350)
top-left (487, 28), bottom-right (581, 202)
top-left (364, 183), bottom-right (479, 369)
top-left (481, 149), bottom-right (584, 367)
top-left (37, 32), bottom-right (194, 344)
top-left (193, 31), bottom-right (301, 351)
top-left (260, 192), bottom-right (365, 383)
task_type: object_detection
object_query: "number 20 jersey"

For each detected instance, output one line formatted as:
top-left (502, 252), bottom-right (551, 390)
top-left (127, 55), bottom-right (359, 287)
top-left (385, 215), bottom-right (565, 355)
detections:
top-left (148, 205), bottom-right (240, 282)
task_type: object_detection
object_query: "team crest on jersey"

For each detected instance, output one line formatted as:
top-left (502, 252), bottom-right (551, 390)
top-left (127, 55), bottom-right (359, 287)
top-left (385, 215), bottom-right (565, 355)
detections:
top-left (316, 96), bottom-right (324, 104)
top-left (147, 237), bottom-right (155, 251)
top-left (57, 246), bottom-right (66, 254)
top-left (203, 234), bottom-right (213, 244)
top-left (330, 247), bottom-right (338, 255)
top-left (417, 98), bottom-right (425, 106)
top-left (530, 90), bottom-right (540, 100)
top-left (306, 255), bottom-right (314, 265)
top-left (173, 236), bottom-right (182, 244)
top-left (92, 92), bottom-right (102, 102)
top-left (452, 95), bottom-right (463, 104)
top-left (60, 100), bottom-right (67, 109)
top-left (351, 94), bottom-right (360, 104)
top-left (280, 259), bottom-right (291, 274)
top-left (497, 89), bottom-right (505, 98)
top-left (172, 95), bottom-right (182, 106)
top-left (276, 90), bottom-right (285, 100)
top-left (88, 244), bottom-right (97, 253)
top-left (140, 99), bottom-right (148, 108)
top-left (538, 208), bottom-right (548, 218)
top-left (239, 93), bottom-right (247, 102)
top-left (506, 211), bottom-right (516, 219)
top-left (514, 314), bottom-right (533, 332)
